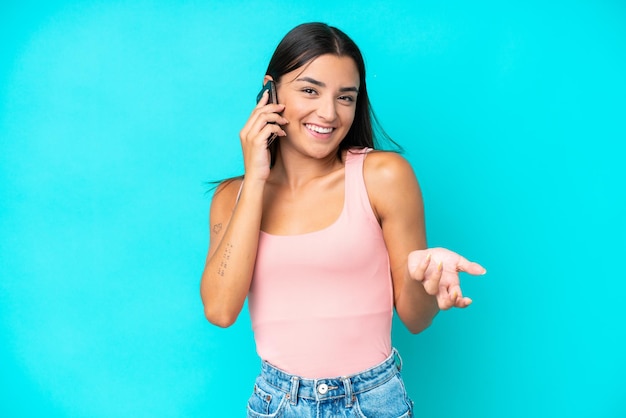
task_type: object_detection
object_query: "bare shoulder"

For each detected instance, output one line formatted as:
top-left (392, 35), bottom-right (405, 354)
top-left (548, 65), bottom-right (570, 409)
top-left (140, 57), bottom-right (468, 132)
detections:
top-left (207, 177), bottom-right (243, 256)
top-left (363, 150), bottom-right (419, 191)
top-left (211, 177), bottom-right (244, 211)
top-left (209, 177), bottom-right (243, 229)
top-left (363, 151), bottom-right (423, 220)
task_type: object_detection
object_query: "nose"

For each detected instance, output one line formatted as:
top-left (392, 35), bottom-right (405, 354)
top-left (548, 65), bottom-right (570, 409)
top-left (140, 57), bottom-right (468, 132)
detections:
top-left (316, 96), bottom-right (337, 121)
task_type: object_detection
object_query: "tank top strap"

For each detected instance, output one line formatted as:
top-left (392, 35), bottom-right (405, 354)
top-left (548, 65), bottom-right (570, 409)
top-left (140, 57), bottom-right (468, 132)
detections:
top-left (235, 179), bottom-right (244, 204)
top-left (344, 148), bottom-right (379, 225)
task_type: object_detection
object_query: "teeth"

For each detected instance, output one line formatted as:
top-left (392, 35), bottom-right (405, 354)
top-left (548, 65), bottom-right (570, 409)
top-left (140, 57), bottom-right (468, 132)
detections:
top-left (306, 124), bottom-right (333, 134)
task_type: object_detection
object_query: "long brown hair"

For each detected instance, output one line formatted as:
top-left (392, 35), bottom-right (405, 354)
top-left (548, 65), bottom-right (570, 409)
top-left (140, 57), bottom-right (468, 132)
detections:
top-left (208, 23), bottom-right (399, 192)
top-left (264, 22), bottom-right (400, 165)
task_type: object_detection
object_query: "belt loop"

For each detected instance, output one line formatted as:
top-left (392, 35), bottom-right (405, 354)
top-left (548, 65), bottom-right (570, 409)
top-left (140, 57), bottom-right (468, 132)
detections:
top-left (393, 348), bottom-right (403, 371)
top-left (342, 377), bottom-right (354, 408)
top-left (289, 376), bottom-right (299, 406)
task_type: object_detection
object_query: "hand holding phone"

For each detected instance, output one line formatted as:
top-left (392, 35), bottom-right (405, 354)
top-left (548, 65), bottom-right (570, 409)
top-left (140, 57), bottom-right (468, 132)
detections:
top-left (256, 81), bottom-right (279, 147)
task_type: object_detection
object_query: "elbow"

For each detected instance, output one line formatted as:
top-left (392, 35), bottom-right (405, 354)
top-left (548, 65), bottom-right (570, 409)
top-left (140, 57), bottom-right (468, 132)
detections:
top-left (200, 284), bottom-right (241, 328)
top-left (199, 276), bottom-right (246, 328)
top-left (406, 317), bottom-right (434, 334)
top-left (203, 305), bottom-right (238, 328)
top-left (403, 308), bottom-right (439, 335)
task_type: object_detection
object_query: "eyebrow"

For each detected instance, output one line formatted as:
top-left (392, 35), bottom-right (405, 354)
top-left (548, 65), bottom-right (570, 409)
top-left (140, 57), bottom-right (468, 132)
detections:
top-left (295, 77), bottom-right (359, 93)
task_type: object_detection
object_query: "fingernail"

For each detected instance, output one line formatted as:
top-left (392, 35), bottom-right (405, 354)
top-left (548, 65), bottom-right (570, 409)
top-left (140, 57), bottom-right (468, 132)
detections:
top-left (437, 261), bottom-right (443, 271)
top-left (423, 253), bottom-right (431, 266)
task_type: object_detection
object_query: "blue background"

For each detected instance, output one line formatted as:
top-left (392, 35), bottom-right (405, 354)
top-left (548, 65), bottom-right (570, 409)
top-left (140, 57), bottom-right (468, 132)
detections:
top-left (1, 1), bottom-right (625, 417)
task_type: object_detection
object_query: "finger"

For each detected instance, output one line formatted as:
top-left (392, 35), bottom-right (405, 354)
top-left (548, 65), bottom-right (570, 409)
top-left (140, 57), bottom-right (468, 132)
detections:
top-left (255, 89), bottom-right (270, 107)
top-left (265, 111), bottom-right (289, 126)
top-left (248, 115), bottom-right (287, 141)
top-left (449, 292), bottom-right (472, 308)
top-left (407, 252), bottom-right (431, 282)
top-left (423, 259), bottom-right (443, 295)
top-left (244, 101), bottom-right (286, 128)
top-left (258, 123), bottom-right (286, 143)
top-left (248, 104), bottom-right (286, 129)
top-left (437, 286), bottom-right (454, 310)
top-left (455, 255), bottom-right (487, 276)
top-left (242, 92), bottom-right (272, 138)
top-left (444, 280), bottom-right (472, 308)
top-left (456, 296), bottom-right (473, 308)
top-left (449, 284), bottom-right (462, 305)
top-left (449, 284), bottom-right (471, 308)
top-left (262, 103), bottom-right (286, 114)
top-left (243, 107), bottom-right (287, 143)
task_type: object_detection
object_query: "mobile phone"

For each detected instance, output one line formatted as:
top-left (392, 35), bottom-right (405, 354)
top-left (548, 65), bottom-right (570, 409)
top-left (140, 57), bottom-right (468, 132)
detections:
top-left (256, 81), bottom-right (279, 147)
top-left (256, 80), bottom-right (278, 105)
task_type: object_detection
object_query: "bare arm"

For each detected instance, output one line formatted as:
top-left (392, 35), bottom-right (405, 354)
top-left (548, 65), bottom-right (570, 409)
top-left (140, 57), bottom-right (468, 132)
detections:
top-left (200, 88), bottom-right (287, 327)
top-left (200, 178), bottom-right (265, 327)
top-left (365, 151), bottom-right (438, 333)
top-left (365, 152), bottom-right (486, 334)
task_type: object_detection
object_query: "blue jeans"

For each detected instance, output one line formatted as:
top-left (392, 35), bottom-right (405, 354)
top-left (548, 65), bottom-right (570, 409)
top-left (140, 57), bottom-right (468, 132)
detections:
top-left (246, 348), bottom-right (414, 417)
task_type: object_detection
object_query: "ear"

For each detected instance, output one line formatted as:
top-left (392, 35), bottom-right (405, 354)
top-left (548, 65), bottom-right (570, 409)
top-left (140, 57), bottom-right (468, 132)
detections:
top-left (263, 74), bottom-right (274, 85)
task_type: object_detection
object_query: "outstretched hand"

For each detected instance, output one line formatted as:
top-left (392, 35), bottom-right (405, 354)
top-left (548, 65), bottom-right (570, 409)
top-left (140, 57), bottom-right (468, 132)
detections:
top-left (407, 248), bottom-right (486, 310)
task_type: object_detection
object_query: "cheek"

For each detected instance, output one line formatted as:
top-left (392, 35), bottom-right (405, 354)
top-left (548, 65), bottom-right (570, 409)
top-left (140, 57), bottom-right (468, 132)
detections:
top-left (339, 107), bottom-right (356, 129)
top-left (281, 100), bottom-right (309, 121)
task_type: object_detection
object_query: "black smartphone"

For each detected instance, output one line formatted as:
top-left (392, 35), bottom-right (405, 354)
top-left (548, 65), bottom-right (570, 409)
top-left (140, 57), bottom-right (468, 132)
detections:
top-left (256, 80), bottom-right (278, 105)
top-left (256, 81), bottom-right (279, 147)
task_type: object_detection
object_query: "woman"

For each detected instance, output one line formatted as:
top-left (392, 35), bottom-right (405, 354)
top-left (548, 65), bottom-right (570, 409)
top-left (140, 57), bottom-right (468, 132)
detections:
top-left (201, 22), bottom-right (486, 417)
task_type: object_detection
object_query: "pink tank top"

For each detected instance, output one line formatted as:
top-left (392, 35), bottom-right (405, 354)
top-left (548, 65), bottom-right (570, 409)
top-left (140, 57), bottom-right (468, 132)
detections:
top-left (248, 148), bottom-right (393, 378)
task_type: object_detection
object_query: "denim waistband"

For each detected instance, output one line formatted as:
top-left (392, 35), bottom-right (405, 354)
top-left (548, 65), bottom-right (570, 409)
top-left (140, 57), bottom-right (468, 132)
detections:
top-left (259, 348), bottom-right (402, 404)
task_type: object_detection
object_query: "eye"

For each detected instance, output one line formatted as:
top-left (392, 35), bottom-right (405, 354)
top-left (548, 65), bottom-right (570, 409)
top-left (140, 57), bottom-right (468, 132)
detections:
top-left (338, 95), bottom-right (356, 104)
top-left (302, 88), bottom-right (317, 95)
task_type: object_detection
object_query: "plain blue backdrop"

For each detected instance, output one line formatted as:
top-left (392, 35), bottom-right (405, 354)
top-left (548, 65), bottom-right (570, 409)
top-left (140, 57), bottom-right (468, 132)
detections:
top-left (1, 1), bottom-right (625, 417)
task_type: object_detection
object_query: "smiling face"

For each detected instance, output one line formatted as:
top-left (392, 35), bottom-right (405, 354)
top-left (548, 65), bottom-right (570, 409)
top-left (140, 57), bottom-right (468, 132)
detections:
top-left (272, 54), bottom-right (360, 160)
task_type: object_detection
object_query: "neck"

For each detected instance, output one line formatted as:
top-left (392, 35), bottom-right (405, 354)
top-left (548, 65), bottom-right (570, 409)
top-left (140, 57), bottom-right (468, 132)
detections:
top-left (269, 146), bottom-right (344, 190)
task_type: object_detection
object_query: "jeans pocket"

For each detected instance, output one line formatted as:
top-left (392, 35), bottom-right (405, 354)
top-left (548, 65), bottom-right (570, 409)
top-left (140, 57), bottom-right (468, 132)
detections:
top-left (353, 374), bottom-right (413, 418)
top-left (246, 381), bottom-right (288, 418)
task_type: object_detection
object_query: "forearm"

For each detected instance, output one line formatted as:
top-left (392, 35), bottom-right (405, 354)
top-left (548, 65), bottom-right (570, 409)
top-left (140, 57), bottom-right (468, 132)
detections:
top-left (200, 180), bottom-right (265, 327)
top-left (395, 269), bottom-right (440, 334)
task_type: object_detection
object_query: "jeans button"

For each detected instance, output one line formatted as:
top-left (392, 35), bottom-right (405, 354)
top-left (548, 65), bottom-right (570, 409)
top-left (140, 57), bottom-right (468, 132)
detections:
top-left (317, 383), bottom-right (329, 395)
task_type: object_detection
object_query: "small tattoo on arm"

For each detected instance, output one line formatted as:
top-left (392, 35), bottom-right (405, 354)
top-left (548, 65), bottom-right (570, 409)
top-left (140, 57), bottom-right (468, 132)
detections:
top-left (217, 243), bottom-right (233, 277)
top-left (212, 223), bottom-right (223, 234)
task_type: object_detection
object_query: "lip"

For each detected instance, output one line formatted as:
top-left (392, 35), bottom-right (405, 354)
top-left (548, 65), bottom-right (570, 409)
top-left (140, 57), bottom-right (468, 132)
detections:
top-left (305, 123), bottom-right (335, 138)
